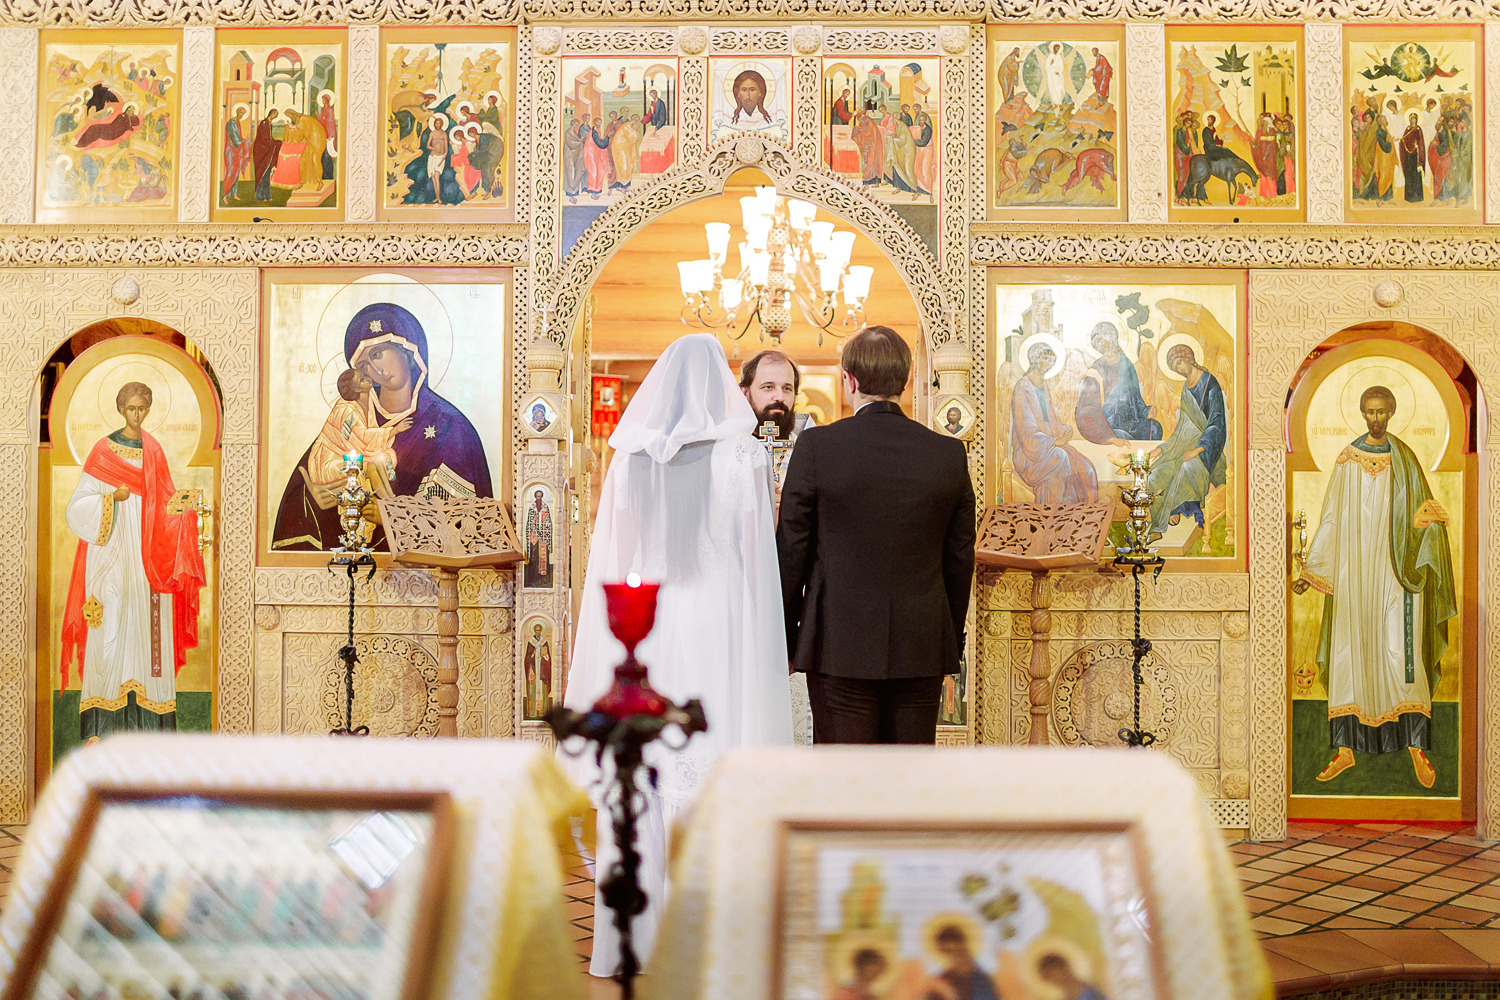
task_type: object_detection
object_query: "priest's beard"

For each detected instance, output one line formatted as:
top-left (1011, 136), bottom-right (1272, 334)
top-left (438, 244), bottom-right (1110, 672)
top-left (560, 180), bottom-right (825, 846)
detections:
top-left (756, 402), bottom-right (795, 440)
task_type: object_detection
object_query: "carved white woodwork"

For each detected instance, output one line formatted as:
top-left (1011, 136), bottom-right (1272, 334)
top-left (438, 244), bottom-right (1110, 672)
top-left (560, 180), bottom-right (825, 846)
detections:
top-left (347, 26), bottom-right (380, 223)
top-left (540, 139), bottom-right (954, 358)
top-left (0, 29), bottom-right (36, 225)
top-left (1124, 24), bottom-right (1167, 223)
top-left (2, 0), bottom-right (1500, 22)
top-left (178, 27), bottom-right (214, 224)
top-left (970, 225), bottom-right (1500, 267)
top-left (1304, 24), bottom-right (1343, 225)
top-left (1488, 23), bottom-right (1500, 224)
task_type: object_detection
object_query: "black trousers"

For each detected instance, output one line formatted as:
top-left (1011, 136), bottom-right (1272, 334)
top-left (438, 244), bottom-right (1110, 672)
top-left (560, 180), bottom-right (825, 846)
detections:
top-left (806, 672), bottom-right (945, 745)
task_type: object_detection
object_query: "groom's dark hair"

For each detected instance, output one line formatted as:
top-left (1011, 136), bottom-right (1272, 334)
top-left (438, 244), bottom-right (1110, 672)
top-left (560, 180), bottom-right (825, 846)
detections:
top-left (842, 326), bottom-right (911, 398)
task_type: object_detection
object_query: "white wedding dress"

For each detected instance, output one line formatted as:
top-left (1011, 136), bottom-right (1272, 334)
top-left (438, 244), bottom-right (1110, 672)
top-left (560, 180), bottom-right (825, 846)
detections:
top-left (562, 334), bottom-right (793, 977)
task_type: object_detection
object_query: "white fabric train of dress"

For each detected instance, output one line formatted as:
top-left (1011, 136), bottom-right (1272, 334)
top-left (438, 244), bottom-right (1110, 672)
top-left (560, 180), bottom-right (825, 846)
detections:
top-left (560, 333), bottom-right (794, 978)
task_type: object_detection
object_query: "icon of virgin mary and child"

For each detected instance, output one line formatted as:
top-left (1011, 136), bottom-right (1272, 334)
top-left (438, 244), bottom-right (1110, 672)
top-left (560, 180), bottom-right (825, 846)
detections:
top-left (272, 302), bottom-right (493, 551)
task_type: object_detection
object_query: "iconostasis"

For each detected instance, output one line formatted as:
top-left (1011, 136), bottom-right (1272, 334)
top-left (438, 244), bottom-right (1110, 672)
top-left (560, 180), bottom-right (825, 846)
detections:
top-left (0, 10), bottom-right (1498, 846)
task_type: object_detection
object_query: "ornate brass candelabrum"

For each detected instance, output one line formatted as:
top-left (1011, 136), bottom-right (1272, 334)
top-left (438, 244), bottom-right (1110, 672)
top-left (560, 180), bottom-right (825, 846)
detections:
top-left (329, 454), bottom-right (377, 737)
top-left (546, 578), bottom-right (707, 999)
top-left (1113, 451), bottom-right (1164, 749)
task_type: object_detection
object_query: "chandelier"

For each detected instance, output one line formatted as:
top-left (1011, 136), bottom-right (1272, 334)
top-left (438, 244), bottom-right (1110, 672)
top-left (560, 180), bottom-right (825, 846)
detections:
top-left (677, 187), bottom-right (874, 347)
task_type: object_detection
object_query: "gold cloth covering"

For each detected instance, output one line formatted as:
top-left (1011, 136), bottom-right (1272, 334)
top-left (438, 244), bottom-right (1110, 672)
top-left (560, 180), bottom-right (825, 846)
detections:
top-left (0, 734), bottom-right (587, 1000)
top-left (645, 747), bottom-right (1271, 1000)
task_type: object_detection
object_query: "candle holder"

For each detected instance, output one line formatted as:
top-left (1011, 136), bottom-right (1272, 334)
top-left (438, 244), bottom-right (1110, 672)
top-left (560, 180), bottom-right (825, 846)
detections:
top-left (1111, 451), bottom-right (1163, 750)
top-left (328, 454), bottom-right (377, 738)
top-left (546, 578), bottom-right (707, 999)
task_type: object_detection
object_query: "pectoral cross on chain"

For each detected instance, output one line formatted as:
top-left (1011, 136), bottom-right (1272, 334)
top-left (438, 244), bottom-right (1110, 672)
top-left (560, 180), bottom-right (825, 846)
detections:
top-left (757, 420), bottom-right (791, 497)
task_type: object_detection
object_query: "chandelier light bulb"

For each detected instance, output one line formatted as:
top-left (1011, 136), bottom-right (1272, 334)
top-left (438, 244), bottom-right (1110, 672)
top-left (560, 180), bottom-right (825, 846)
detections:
top-left (810, 220), bottom-right (834, 257)
top-left (754, 186), bottom-right (778, 216)
top-left (746, 218), bottom-right (771, 252)
top-left (787, 199), bottom-right (817, 231)
top-left (739, 196), bottom-right (761, 230)
top-left (830, 231), bottom-right (856, 272)
top-left (818, 260), bottom-right (841, 294)
top-left (705, 222), bottom-right (731, 262)
top-left (843, 265), bottom-right (874, 304)
top-left (721, 278), bottom-right (744, 309)
top-left (747, 249), bottom-right (770, 286)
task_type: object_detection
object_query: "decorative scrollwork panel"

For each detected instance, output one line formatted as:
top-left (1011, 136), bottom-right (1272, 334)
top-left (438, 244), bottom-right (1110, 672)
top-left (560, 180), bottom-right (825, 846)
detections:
top-left (177, 27), bottom-right (213, 224)
top-left (0, 29), bottom-right (35, 226)
top-left (1304, 24), bottom-right (1343, 225)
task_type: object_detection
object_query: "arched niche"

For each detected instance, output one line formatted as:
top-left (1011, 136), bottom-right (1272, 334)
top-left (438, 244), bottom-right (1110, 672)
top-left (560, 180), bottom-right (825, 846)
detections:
top-left (37, 325), bottom-right (224, 785)
top-left (1282, 325), bottom-right (1479, 823)
top-left (537, 137), bottom-right (955, 358)
top-left (1245, 270), bottom-right (1496, 841)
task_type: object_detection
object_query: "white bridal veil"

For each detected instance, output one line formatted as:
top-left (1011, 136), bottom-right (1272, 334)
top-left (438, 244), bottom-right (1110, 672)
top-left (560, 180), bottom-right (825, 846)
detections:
top-left (563, 333), bottom-right (793, 975)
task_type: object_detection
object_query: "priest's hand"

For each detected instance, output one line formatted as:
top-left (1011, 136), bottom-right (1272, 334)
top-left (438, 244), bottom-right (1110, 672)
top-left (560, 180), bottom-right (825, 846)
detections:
top-left (1292, 578), bottom-right (1310, 595)
top-left (111, 485), bottom-right (130, 502)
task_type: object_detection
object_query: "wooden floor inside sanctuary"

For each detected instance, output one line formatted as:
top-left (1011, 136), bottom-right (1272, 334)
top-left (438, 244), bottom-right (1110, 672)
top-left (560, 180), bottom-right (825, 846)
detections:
top-left (1, 821), bottom-right (1499, 995)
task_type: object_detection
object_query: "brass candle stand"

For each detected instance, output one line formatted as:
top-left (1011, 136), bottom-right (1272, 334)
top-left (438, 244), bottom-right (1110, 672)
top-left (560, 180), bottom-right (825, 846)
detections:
top-left (328, 454), bottom-right (377, 737)
top-left (1112, 451), bottom-right (1164, 749)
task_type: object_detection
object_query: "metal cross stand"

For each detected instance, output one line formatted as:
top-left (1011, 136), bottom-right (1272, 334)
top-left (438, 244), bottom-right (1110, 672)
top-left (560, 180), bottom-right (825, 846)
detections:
top-left (547, 579), bottom-right (707, 1000)
top-left (328, 455), bottom-right (376, 737)
top-left (1112, 452), bottom-right (1164, 749)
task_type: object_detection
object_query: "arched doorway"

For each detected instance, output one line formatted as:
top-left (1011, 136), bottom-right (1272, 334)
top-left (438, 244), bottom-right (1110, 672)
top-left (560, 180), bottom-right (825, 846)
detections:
top-left (525, 137), bottom-right (962, 734)
top-left (1283, 322), bottom-right (1479, 822)
top-left (37, 321), bottom-right (222, 786)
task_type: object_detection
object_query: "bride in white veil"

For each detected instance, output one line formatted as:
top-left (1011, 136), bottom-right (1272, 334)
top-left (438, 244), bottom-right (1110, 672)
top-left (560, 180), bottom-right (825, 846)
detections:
top-left (563, 333), bottom-right (793, 978)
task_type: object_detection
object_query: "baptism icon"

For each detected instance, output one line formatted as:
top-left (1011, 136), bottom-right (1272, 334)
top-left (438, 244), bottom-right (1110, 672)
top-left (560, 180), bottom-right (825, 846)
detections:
top-left (271, 302), bottom-right (493, 551)
top-left (61, 381), bottom-right (207, 740)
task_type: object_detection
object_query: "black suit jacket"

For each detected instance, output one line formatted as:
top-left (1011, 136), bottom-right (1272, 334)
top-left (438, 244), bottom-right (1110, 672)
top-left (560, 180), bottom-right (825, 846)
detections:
top-left (777, 401), bottom-right (976, 679)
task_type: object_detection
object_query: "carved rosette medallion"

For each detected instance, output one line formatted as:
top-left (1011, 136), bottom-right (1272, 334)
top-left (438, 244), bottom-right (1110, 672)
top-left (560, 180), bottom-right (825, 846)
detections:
top-left (1052, 641), bottom-right (1179, 748)
top-left (735, 136), bottom-right (766, 164)
top-left (110, 277), bottom-right (141, 305)
top-left (939, 24), bottom-right (968, 54)
top-left (679, 27), bottom-right (708, 55)
top-left (321, 636), bottom-right (440, 738)
top-left (792, 26), bottom-right (822, 55)
top-left (533, 27), bottom-right (563, 54)
top-left (1372, 280), bottom-right (1403, 309)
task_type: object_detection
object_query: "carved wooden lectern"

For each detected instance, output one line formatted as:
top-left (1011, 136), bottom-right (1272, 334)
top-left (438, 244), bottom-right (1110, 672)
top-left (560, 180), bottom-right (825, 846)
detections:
top-left (975, 501), bottom-right (1113, 745)
top-left (377, 495), bottom-right (525, 737)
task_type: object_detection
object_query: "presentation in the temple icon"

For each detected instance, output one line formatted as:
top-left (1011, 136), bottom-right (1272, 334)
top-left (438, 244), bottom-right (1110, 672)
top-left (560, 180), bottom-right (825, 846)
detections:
top-left (36, 30), bottom-right (181, 223)
top-left (777, 825), bottom-right (1158, 1000)
top-left (260, 271), bottom-right (509, 562)
top-left (1287, 344), bottom-right (1470, 814)
top-left (213, 30), bottom-right (345, 221)
top-left (988, 28), bottom-right (1123, 219)
top-left (991, 272), bottom-right (1243, 565)
top-left (561, 56), bottom-right (678, 206)
top-left (44, 334), bottom-right (218, 766)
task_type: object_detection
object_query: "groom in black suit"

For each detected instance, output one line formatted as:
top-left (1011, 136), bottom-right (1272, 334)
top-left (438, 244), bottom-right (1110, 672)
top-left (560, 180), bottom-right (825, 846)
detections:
top-left (776, 325), bottom-right (976, 744)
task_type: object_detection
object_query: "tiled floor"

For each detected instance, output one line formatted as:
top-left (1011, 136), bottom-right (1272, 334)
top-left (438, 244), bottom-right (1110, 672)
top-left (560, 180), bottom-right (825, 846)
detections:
top-left (1234, 822), bottom-right (1500, 937)
top-left (1, 820), bottom-right (1498, 996)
